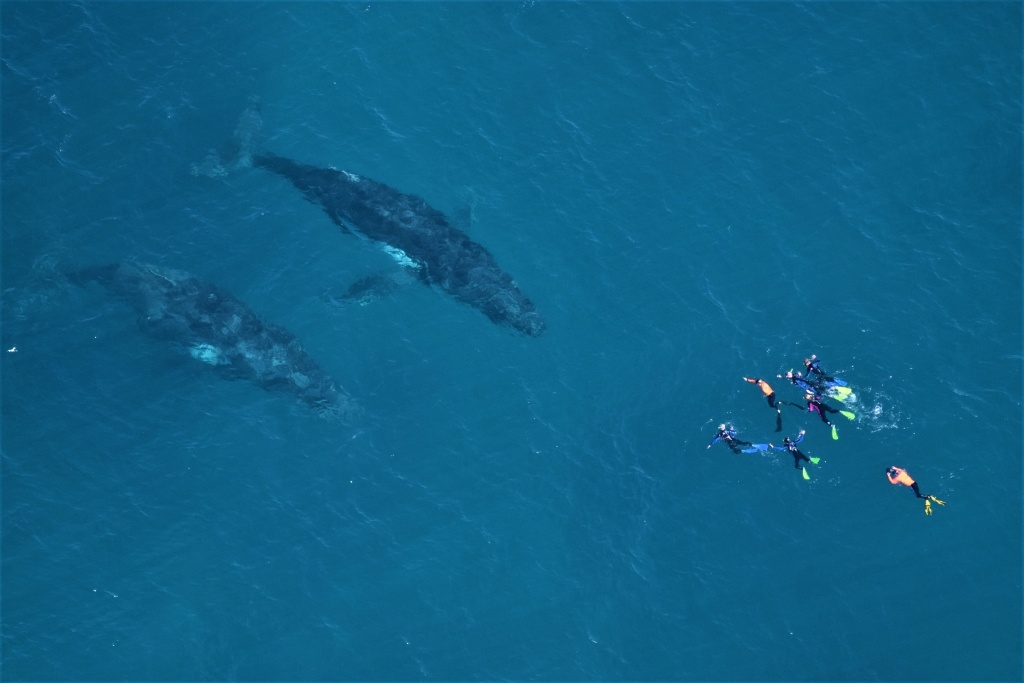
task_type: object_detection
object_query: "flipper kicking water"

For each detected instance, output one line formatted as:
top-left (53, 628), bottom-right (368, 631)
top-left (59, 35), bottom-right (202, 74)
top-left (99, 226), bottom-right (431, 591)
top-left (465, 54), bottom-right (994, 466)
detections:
top-left (780, 368), bottom-right (854, 407)
top-left (924, 495), bottom-right (947, 516)
top-left (829, 385), bottom-right (854, 402)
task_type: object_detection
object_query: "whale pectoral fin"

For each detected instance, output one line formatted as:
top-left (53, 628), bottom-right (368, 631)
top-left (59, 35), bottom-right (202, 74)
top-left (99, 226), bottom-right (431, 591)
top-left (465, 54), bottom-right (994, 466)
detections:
top-left (452, 186), bottom-right (481, 231)
top-left (452, 204), bottom-right (473, 231)
top-left (321, 271), bottom-right (412, 308)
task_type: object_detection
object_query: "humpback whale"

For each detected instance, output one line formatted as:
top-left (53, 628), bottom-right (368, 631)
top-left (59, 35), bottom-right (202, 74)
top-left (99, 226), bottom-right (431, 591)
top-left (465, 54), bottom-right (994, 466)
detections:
top-left (252, 153), bottom-right (546, 336)
top-left (71, 262), bottom-right (359, 420)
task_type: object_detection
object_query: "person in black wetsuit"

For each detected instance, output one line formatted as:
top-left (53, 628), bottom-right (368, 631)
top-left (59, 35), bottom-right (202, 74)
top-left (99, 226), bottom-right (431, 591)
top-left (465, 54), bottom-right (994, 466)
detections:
top-left (805, 390), bottom-right (840, 427)
top-left (707, 424), bottom-right (751, 454)
top-left (768, 430), bottom-right (812, 471)
top-left (803, 355), bottom-right (843, 387)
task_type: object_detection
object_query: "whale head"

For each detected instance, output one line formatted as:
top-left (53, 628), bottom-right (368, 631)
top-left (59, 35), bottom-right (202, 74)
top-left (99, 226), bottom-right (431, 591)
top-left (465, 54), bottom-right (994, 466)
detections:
top-left (476, 281), bottom-right (546, 337)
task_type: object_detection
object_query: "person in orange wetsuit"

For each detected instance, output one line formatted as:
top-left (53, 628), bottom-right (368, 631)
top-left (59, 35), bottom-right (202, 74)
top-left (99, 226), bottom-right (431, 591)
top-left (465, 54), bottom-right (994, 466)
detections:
top-left (742, 377), bottom-right (783, 409)
top-left (887, 466), bottom-right (947, 514)
top-left (886, 466), bottom-right (926, 498)
top-left (743, 376), bottom-right (795, 432)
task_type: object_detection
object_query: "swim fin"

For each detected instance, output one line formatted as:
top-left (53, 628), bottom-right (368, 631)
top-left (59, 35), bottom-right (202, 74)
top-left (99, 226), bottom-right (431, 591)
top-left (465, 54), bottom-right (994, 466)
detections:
top-left (840, 410), bottom-right (856, 421)
top-left (924, 499), bottom-right (933, 515)
top-left (809, 457), bottom-right (821, 464)
top-left (741, 444), bottom-right (769, 454)
top-left (801, 468), bottom-right (810, 480)
top-left (928, 495), bottom-right (947, 506)
top-left (831, 424), bottom-right (839, 440)
top-left (830, 385), bottom-right (853, 399)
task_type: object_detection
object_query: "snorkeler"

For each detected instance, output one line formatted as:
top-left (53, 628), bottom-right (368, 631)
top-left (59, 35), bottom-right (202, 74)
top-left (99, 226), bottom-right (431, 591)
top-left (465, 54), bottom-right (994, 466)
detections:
top-left (803, 354), bottom-right (847, 388)
top-left (804, 390), bottom-right (857, 439)
top-left (886, 466), bottom-right (947, 515)
top-left (778, 370), bottom-right (821, 393)
top-left (743, 377), bottom-right (796, 432)
top-left (768, 429), bottom-right (819, 479)
top-left (805, 390), bottom-right (840, 427)
top-left (707, 424), bottom-right (751, 454)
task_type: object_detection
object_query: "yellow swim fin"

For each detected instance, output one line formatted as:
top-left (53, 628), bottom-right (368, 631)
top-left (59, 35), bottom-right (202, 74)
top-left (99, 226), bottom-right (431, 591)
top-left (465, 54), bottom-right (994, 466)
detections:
top-left (928, 495), bottom-right (946, 506)
top-left (802, 468), bottom-right (810, 480)
top-left (924, 499), bottom-right (932, 515)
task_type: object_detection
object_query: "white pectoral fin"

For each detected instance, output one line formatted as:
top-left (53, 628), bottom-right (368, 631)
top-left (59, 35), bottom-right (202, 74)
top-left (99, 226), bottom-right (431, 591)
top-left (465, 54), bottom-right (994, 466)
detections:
top-left (379, 244), bottom-right (420, 270)
top-left (189, 343), bottom-right (226, 365)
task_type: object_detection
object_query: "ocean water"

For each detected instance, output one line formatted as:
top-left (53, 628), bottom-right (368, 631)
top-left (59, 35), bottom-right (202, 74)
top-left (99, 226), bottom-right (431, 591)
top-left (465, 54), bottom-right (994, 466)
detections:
top-left (1, 2), bottom-right (1021, 681)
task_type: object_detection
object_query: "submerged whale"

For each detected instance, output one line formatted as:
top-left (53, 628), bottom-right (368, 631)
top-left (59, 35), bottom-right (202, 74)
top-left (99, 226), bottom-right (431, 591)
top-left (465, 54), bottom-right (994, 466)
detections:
top-left (71, 262), bottom-right (358, 419)
top-left (252, 153), bottom-right (546, 336)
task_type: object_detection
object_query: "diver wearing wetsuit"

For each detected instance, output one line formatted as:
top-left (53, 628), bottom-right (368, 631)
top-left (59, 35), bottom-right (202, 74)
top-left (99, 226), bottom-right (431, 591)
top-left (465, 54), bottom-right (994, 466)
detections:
top-left (707, 424), bottom-right (751, 453)
top-left (769, 430), bottom-right (811, 470)
top-left (778, 370), bottom-right (821, 392)
top-left (886, 466), bottom-right (925, 498)
top-left (887, 466), bottom-right (947, 514)
top-left (803, 355), bottom-right (844, 387)
top-left (743, 377), bottom-right (781, 409)
top-left (805, 391), bottom-right (840, 427)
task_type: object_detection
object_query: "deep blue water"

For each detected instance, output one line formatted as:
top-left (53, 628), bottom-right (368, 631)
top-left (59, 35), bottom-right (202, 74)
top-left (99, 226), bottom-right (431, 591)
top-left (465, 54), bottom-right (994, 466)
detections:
top-left (2, 2), bottom-right (1021, 681)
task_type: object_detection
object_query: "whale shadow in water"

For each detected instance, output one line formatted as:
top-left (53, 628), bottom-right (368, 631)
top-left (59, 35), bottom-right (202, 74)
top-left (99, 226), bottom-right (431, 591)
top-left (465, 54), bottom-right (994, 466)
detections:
top-left (251, 152), bottom-right (546, 337)
top-left (70, 261), bottom-right (360, 421)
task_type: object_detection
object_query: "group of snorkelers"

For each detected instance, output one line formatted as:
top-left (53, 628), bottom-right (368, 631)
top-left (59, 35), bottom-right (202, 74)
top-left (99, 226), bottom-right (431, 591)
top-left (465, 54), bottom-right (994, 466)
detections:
top-left (707, 355), bottom-right (946, 515)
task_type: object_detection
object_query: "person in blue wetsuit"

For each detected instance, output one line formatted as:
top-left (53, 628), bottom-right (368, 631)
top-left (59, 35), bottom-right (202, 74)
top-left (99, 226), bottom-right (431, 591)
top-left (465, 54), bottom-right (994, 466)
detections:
top-left (707, 424), bottom-right (751, 453)
top-left (778, 370), bottom-right (820, 392)
top-left (768, 429), bottom-right (813, 471)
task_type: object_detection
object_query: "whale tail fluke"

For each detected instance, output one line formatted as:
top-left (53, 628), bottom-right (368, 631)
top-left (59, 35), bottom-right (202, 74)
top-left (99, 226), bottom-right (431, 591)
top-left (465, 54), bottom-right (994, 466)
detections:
top-left (232, 96), bottom-right (263, 168)
top-left (190, 96), bottom-right (264, 179)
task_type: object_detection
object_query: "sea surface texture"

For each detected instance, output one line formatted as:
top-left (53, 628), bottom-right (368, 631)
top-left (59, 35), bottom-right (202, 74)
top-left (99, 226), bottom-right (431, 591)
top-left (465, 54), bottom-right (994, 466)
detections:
top-left (2, 3), bottom-right (1021, 681)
